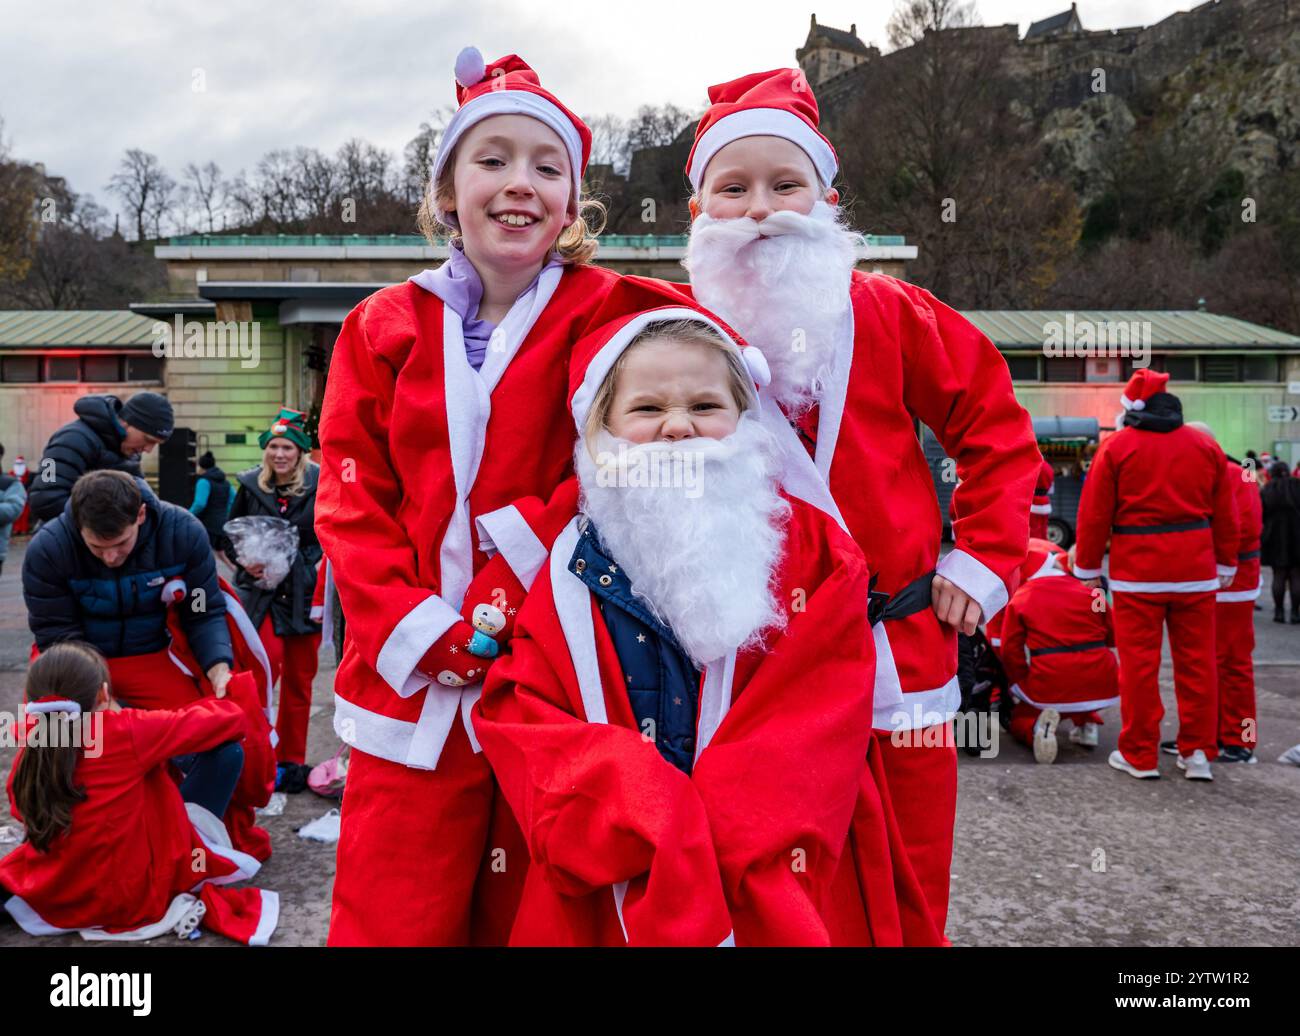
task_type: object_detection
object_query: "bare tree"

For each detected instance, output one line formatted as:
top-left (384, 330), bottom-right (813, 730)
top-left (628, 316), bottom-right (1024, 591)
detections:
top-left (886, 0), bottom-right (979, 50)
top-left (585, 113), bottom-right (630, 175)
top-left (106, 149), bottom-right (176, 241)
top-left (0, 117), bottom-right (37, 282)
top-left (183, 160), bottom-right (224, 233)
top-left (402, 107), bottom-right (454, 204)
top-left (626, 104), bottom-right (694, 154)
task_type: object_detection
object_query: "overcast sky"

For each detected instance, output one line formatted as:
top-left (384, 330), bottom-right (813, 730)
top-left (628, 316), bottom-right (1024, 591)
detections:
top-left (2, 0), bottom-right (1194, 219)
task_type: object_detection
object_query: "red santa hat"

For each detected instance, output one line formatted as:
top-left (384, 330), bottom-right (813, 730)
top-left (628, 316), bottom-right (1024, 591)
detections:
top-left (1019, 537), bottom-right (1067, 584)
top-left (1120, 368), bottom-right (1169, 411)
top-left (567, 278), bottom-right (770, 433)
top-left (432, 47), bottom-right (591, 225)
top-left (685, 68), bottom-right (838, 193)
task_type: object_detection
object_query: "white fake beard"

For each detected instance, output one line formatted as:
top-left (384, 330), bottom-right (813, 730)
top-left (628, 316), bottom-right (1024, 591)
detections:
top-left (685, 201), bottom-right (859, 414)
top-left (575, 414), bottom-right (791, 669)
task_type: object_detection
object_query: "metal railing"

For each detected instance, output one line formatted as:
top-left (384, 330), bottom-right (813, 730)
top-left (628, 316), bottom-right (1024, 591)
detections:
top-left (169, 231), bottom-right (909, 248)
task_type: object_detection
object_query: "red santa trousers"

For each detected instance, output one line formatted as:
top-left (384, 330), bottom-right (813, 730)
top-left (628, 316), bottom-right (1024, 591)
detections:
top-left (1216, 599), bottom-right (1256, 750)
top-left (874, 725), bottom-right (957, 940)
top-left (257, 614), bottom-right (320, 766)
top-left (107, 648), bottom-right (204, 711)
top-left (328, 712), bottom-right (495, 946)
top-left (1029, 513), bottom-right (1048, 540)
top-left (1111, 591), bottom-right (1218, 771)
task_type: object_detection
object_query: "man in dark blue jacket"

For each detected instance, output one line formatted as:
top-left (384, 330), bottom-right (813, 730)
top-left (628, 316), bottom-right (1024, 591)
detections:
top-left (23, 469), bottom-right (233, 702)
top-left (28, 392), bottom-right (174, 523)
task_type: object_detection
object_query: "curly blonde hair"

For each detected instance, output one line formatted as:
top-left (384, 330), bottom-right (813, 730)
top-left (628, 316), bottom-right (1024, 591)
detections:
top-left (416, 154), bottom-right (605, 265)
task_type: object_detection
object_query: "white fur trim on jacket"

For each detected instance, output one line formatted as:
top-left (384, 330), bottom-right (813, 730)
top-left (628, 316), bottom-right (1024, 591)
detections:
top-left (1009, 683), bottom-right (1120, 713)
top-left (1072, 565), bottom-right (1103, 580)
top-left (1029, 503), bottom-right (1052, 515)
top-left (937, 548), bottom-right (1010, 621)
top-left (476, 504), bottom-right (549, 590)
top-left (1217, 582), bottom-right (1262, 603)
top-left (1109, 578), bottom-right (1220, 593)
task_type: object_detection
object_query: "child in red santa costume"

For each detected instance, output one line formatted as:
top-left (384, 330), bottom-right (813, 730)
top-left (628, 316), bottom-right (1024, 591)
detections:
top-left (315, 47), bottom-right (636, 945)
top-left (999, 548), bottom-right (1119, 763)
top-left (472, 296), bottom-right (928, 945)
top-left (0, 642), bottom-right (278, 944)
top-left (676, 69), bottom-right (1040, 937)
top-left (1073, 370), bottom-right (1238, 782)
top-left (1160, 422), bottom-right (1264, 764)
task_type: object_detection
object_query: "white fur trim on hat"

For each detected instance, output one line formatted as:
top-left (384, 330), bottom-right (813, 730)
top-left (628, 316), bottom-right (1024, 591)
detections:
top-left (1119, 395), bottom-right (1146, 411)
top-left (689, 107), bottom-right (838, 192)
top-left (571, 308), bottom-right (759, 432)
top-left (432, 88), bottom-right (584, 226)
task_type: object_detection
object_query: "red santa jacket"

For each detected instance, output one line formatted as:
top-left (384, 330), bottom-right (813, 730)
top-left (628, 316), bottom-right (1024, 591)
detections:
top-left (316, 263), bottom-right (622, 769)
top-left (1, 698), bottom-right (278, 945)
top-left (472, 494), bottom-right (883, 946)
top-left (679, 273), bottom-right (1039, 731)
top-left (1073, 423), bottom-right (1238, 592)
top-left (1219, 460), bottom-right (1263, 602)
top-left (999, 569), bottom-right (1119, 712)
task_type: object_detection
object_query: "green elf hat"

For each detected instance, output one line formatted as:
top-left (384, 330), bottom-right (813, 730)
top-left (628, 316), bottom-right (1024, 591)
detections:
top-left (259, 407), bottom-right (311, 451)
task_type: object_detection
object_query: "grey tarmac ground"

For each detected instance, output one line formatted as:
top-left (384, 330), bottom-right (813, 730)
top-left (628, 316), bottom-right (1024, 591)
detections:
top-left (0, 535), bottom-right (1297, 947)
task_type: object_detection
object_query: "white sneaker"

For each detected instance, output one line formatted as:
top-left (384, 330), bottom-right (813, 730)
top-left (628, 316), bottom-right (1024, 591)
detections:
top-left (1033, 708), bottom-right (1060, 764)
top-left (1176, 749), bottom-right (1214, 781)
top-left (1108, 749), bottom-right (1160, 779)
top-left (1069, 722), bottom-right (1100, 748)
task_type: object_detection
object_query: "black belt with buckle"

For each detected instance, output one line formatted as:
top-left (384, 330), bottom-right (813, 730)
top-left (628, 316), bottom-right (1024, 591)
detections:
top-left (1112, 518), bottom-right (1211, 535)
top-left (1029, 640), bottom-right (1109, 657)
top-left (868, 569), bottom-right (936, 627)
top-left (1238, 548), bottom-right (1261, 561)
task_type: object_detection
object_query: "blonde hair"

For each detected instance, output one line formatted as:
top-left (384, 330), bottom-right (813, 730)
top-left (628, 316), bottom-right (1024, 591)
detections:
top-left (583, 319), bottom-right (753, 448)
top-left (258, 445), bottom-right (309, 497)
top-left (416, 149), bottom-right (606, 265)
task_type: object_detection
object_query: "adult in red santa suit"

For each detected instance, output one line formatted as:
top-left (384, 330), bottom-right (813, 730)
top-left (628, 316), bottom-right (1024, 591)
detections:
top-left (1073, 370), bottom-right (1238, 782)
top-left (1159, 422), bottom-right (1263, 764)
top-left (678, 68), bottom-right (1040, 937)
top-left (315, 47), bottom-right (632, 945)
top-left (999, 550), bottom-right (1119, 763)
top-left (1030, 456), bottom-right (1055, 540)
top-left (474, 300), bottom-right (927, 945)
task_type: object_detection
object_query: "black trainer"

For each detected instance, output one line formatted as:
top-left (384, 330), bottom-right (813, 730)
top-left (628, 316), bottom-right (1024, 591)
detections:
top-left (1159, 739), bottom-right (1179, 756)
top-left (1218, 745), bottom-right (1257, 764)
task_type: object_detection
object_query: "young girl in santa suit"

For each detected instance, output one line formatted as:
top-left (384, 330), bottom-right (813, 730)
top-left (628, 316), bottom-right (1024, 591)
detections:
top-left (315, 47), bottom-right (631, 945)
top-left (0, 642), bottom-right (278, 944)
top-left (677, 69), bottom-right (1040, 940)
top-left (473, 291), bottom-right (931, 946)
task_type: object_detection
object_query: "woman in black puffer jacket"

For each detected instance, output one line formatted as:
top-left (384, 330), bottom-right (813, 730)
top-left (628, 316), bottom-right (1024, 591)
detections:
top-left (227, 408), bottom-right (323, 784)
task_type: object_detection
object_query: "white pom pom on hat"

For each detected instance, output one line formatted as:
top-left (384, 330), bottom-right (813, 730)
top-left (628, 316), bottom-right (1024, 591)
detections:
top-left (454, 46), bottom-right (486, 88)
top-left (741, 346), bottom-right (772, 388)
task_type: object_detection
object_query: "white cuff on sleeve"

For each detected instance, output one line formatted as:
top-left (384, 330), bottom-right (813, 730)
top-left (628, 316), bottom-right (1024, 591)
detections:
top-left (1072, 565), bottom-right (1104, 579)
top-left (476, 505), bottom-right (549, 591)
top-left (936, 549), bottom-right (1009, 621)
top-left (375, 594), bottom-right (464, 698)
top-left (1216, 564), bottom-right (1237, 578)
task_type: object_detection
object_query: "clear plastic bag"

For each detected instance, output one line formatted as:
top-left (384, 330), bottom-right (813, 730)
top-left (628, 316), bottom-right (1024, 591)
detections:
top-left (224, 515), bottom-right (299, 590)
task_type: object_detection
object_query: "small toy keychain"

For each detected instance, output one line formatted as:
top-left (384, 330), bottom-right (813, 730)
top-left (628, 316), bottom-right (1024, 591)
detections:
top-left (467, 603), bottom-right (506, 658)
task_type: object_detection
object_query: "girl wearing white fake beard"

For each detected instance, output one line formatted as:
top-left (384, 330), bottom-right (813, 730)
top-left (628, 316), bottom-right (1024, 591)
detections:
top-left (575, 319), bottom-right (790, 671)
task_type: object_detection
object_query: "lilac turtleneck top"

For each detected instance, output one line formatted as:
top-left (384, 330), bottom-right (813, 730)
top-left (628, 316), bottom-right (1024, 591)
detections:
top-left (417, 243), bottom-right (562, 371)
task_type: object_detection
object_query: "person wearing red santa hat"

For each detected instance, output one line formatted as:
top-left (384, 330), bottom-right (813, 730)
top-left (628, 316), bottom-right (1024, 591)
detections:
top-left (1158, 422), bottom-right (1263, 764)
top-left (472, 291), bottom-right (930, 945)
top-left (7, 453), bottom-right (35, 537)
top-left (985, 537), bottom-right (1067, 658)
top-left (1074, 369), bottom-right (1238, 781)
top-left (1030, 456), bottom-right (1055, 540)
top-left (999, 548), bottom-right (1119, 763)
top-left (676, 68), bottom-right (1040, 938)
top-left (0, 642), bottom-right (278, 945)
top-left (315, 47), bottom-right (632, 945)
